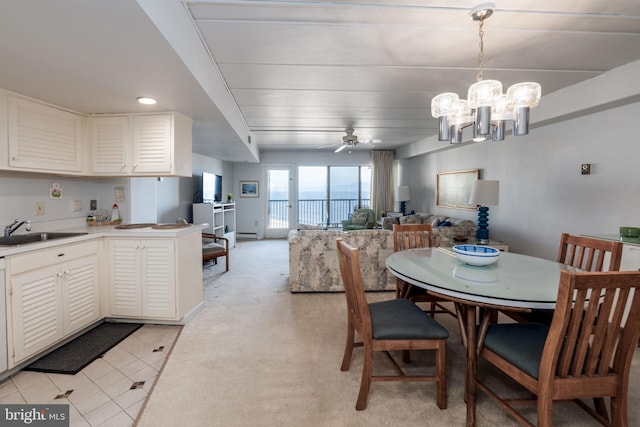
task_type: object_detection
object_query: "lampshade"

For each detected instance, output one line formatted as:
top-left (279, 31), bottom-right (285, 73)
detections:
top-left (396, 186), bottom-right (411, 202)
top-left (469, 180), bottom-right (499, 206)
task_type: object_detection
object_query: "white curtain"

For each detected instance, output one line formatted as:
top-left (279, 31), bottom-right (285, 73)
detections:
top-left (370, 150), bottom-right (394, 220)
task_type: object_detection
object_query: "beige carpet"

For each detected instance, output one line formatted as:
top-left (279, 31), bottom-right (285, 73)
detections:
top-left (136, 239), bottom-right (640, 426)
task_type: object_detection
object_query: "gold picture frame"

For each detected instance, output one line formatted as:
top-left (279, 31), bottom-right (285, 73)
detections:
top-left (436, 169), bottom-right (479, 210)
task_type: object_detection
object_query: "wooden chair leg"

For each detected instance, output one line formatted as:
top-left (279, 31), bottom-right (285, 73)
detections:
top-left (356, 346), bottom-right (374, 410)
top-left (225, 254), bottom-right (229, 271)
top-left (593, 397), bottom-right (608, 421)
top-left (341, 321), bottom-right (355, 371)
top-left (610, 395), bottom-right (627, 427)
top-left (436, 341), bottom-right (447, 409)
top-left (537, 395), bottom-right (553, 427)
top-left (430, 301), bottom-right (437, 318)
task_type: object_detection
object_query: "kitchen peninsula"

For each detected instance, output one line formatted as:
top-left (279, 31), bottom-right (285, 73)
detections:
top-left (0, 223), bottom-right (204, 374)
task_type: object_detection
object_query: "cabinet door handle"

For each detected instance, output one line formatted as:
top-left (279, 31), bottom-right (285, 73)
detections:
top-left (57, 272), bottom-right (64, 277)
top-left (64, 270), bottom-right (70, 275)
top-left (121, 163), bottom-right (126, 168)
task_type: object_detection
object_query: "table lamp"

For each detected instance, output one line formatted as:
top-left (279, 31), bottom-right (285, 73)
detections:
top-left (396, 186), bottom-right (411, 215)
top-left (469, 180), bottom-right (499, 244)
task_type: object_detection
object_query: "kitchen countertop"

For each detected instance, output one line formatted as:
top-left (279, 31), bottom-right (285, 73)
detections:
top-left (0, 223), bottom-right (207, 257)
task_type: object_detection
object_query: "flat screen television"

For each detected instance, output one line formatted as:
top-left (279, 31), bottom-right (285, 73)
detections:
top-left (203, 172), bottom-right (222, 203)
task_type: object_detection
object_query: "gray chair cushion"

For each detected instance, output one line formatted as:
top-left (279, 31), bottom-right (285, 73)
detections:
top-left (203, 242), bottom-right (226, 255)
top-left (369, 299), bottom-right (449, 340)
top-left (483, 322), bottom-right (549, 379)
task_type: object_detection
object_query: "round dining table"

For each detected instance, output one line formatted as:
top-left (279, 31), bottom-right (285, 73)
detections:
top-left (386, 247), bottom-right (578, 427)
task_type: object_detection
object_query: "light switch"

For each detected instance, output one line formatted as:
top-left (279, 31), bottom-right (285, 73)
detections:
top-left (72, 200), bottom-right (83, 212)
top-left (35, 201), bottom-right (45, 215)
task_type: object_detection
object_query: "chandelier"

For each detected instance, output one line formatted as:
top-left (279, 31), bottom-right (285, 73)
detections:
top-left (430, 3), bottom-right (541, 144)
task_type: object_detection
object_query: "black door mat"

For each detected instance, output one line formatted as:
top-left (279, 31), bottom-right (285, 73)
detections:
top-left (24, 322), bottom-right (143, 375)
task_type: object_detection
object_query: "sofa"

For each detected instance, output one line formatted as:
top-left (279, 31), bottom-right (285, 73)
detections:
top-left (288, 213), bottom-right (476, 292)
top-left (382, 213), bottom-right (476, 247)
top-left (288, 229), bottom-right (395, 292)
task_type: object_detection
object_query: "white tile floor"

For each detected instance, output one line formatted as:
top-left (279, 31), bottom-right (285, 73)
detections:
top-left (0, 324), bottom-right (181, 427)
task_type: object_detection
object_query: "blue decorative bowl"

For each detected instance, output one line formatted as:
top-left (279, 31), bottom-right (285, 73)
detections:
top-left (452, 245), bottom-right (500, 266)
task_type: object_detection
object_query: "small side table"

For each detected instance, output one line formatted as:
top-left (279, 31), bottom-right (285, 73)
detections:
top-left (476, 239), bottom-right (509, 252)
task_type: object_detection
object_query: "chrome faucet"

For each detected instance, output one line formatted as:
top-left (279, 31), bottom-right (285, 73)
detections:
top-left (4, 219), bottom-right (31, 237)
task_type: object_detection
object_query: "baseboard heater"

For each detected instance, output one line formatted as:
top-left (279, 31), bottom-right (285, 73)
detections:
top-left (237, 232), bottom-right (258, 240)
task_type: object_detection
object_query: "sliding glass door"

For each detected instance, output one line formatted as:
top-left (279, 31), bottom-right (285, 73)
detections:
top-left (298, 165), bottom-right (371, 228)
top-left (265, 167), bottom-right (292, 238)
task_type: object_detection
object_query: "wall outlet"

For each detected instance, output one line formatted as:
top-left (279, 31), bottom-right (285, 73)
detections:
top-left (72, 200), bottom-right (83, 212)
top-left (90, 199), bottom-right (97, 210)
top-left (35, 201), bottom-right (45, 215)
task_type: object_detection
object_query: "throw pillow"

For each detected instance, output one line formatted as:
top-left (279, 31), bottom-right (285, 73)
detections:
top-left (351, 211), bottom-right (369, 225)
top-left (428, 216), bottom-right (441, 227)
top-left (400, 215), bottom-right (420, 225)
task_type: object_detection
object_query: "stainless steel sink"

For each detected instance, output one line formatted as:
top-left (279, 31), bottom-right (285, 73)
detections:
top-left (0, 232), bottom-right (88, 246)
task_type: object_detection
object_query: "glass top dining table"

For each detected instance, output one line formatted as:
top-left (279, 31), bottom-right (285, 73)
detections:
top-left (386, 247), bottom-right (579, 309)
top-left (386, 247), bottom-right (579, 427)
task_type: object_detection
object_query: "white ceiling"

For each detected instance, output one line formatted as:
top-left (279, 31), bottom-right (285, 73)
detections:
top-left (0, 0), bottom-right (639, 162)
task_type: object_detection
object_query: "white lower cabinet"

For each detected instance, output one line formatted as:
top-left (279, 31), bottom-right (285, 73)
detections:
top-left (6, 241), bottom-right (100, 368)
top-left (107, 238), bottom-right (177, 319)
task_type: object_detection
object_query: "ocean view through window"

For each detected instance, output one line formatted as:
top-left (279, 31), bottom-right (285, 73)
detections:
top-left (295, 165), bottom-right (371, 227)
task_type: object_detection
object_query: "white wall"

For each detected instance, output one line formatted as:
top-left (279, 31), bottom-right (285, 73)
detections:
top-left (232, 150), bottom-right (372, 237)
top-left (399, 101), bottom-right (640, 260)
top-left (0, 172), bottom-right (125, 231)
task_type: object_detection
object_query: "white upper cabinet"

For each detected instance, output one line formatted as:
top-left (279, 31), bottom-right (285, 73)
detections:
top-left (0, 89), bottom-right (193, 177)
top-left (7, 96), bottom-right (83, 173)
top-left (91, 112), bottom-right (192, 177)
top-left (91, 116), bottom-right (129, 174)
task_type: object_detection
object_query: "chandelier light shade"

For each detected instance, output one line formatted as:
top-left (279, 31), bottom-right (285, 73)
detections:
top-left (430, 3), bottom-right (541, 144)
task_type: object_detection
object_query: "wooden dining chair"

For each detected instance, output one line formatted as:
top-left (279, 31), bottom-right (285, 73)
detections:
top-left (478, 270), bottom-right (640, 426)
top-left (393, 223), bottom-right (456, 318)
top-left (336, 238), bottom-right (449, 410)
top-left (507, 233), bottom-right (624, 324)
top-left (202, 233), bottom-right (229, 272)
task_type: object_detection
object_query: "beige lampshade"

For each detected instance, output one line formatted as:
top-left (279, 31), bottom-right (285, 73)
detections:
top-left (469, 180), bottom-right (499, 206)
top-left (396, 186), bottom-right (411, 201)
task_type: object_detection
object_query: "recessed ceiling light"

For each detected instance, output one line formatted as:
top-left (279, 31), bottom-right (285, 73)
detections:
top-left (137, 97), bottom-right (157, 105)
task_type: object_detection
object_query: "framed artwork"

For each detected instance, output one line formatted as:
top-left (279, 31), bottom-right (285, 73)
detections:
top-left (240, 181), bottom-right (259, 198)
top-left (436, 169), bottom-right (479, 210)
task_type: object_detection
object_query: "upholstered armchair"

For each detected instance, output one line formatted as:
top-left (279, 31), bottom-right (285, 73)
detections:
top-left (341, 208), bottom-right (376, 231)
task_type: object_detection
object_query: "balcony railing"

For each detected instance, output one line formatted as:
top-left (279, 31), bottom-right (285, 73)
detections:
top-left (268, 198), bottom-right (370, 228)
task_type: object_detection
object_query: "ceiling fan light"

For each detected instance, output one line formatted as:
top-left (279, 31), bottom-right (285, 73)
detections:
top-left (506, 82), bottom-right (541, 108)
top-left (467, 80), bottom-right (502, 108)
top-left (431, 92), bottom-right (460, 117)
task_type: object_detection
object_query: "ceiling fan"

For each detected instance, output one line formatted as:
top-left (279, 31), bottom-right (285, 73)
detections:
top-left (333, 128), bottom-right (381, 153)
